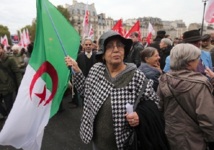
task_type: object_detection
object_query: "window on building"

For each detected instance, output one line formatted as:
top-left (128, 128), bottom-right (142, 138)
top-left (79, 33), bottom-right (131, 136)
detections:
top-left (77, 9), bottom-right (80, 14)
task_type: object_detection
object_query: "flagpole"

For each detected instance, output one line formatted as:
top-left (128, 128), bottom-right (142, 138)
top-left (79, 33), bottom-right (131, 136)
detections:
top-left (201, 0), bottom-right (208, 35)
top-left (44, 1), bottom-right (75, 74)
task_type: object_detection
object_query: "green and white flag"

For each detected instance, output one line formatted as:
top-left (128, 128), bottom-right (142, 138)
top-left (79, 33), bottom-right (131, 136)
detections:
top-left (0, 0), bottom-right (80, 149)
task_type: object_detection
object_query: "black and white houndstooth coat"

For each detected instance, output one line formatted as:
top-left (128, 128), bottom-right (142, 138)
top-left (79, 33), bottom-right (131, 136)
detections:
top-left (74, 63), bottom-right (159, 149)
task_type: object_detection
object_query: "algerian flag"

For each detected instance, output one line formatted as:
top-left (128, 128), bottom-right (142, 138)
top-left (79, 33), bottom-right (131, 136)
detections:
top-left (0, 0), bottom-right (80, 149)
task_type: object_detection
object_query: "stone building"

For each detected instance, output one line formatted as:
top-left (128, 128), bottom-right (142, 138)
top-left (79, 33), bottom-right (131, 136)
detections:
top-left (162, 20), bottom-right (186, 39)
top-left (64, 0), bottom-right (190, 41)
top-left (66, 0), bottom-right (98, 40)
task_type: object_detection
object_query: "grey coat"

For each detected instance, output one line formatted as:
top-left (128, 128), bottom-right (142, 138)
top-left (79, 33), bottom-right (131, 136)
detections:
top-left (157, 70), bottom-right (214, 150)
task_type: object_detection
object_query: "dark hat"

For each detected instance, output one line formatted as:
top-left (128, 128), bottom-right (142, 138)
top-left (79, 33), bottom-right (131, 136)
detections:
top-left (202, 34), bottom-right (211, 41)
top-left (157, 30), bottom-right (166, 35)
top-left (182, 29), bottom-right (202, 43)
top-left (96, 30), bottom-right (133, 57)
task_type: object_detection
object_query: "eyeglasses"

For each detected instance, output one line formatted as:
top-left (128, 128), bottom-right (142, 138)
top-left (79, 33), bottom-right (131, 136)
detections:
top-left (106, 42), bottom-right (125, 50)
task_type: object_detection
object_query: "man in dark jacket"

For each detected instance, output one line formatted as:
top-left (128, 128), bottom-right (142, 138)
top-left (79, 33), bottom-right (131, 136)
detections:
top-left (150, 30), bottom-right (166, 51)
top-left (77, 38), bottom-right (97, 77)
top-left (126, 32), bottom-right (144, 67)
top-left (71, 38), bottom-right (97, 107)
top-left (0, 44), bottom-right (22, 118)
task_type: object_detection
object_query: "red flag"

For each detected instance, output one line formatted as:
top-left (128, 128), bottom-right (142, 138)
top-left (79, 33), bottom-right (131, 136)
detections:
top-left (82, 5), bottom-right (89, 38)
top-left (205, 0), bottom-right (214, 23)
top-left (112, 19), bottom-right (124, 36)
top-left (125, 20), bottom-right (141, 40)
top-left (146, 22), bottom-right (155, 45)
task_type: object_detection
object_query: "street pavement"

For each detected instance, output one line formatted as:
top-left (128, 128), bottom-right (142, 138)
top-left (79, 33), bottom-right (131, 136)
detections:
top-left (0, 94), bottom-right (92, 150)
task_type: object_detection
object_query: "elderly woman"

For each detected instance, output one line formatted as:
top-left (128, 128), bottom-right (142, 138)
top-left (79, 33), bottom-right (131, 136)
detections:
top-left (159, 38), bottom-right (173, 70)
top-left (158, 43), bottom-right (214, 150)
top-left (138, 47), bottom-right (162, 91)
top-left (65, 30), bottom-right (159, 150)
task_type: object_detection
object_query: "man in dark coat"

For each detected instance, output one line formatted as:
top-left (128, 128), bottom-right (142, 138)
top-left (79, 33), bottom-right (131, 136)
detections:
top-left (0, 44), bottom-right (22, 118)
top-left (77, 38), bottom-right (97, 77)
top-left (126, 32), bottom-right (144, 67)
top-left (150, 30), bottom-right (166, 51)
top-left (70, 38), bottom-right (97, 107)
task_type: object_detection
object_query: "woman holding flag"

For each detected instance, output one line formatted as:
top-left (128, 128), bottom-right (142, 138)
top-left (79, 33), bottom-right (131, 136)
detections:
top-left (65, 30), bottom-right (168, 150)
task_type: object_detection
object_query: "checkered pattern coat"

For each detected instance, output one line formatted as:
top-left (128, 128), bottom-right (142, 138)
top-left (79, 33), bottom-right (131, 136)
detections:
top-left (74, 63), bottom-right (159, 149)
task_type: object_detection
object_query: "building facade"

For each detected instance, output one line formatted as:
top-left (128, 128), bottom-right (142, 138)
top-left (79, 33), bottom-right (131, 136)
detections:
top-left (63, 0), bottom-right (204, 42)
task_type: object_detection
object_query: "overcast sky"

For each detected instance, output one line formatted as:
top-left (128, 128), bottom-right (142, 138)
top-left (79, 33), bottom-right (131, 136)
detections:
top-left (0, 0), bottom-right (207, 34)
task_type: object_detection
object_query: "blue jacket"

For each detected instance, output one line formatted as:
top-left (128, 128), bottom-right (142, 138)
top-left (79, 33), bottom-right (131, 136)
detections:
top-left (138, 63), bottom-right (161, 91)
top-left (163, 50), bottom-right (213, 72)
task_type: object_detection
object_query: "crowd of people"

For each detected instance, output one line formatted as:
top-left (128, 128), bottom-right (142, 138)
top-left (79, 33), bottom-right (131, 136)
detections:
top-left (1, 28), bottom-right (214, 150)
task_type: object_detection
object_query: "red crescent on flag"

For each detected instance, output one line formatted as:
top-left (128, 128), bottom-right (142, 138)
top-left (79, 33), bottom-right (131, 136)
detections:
top-left (29, 61), bottom-right (58, 106)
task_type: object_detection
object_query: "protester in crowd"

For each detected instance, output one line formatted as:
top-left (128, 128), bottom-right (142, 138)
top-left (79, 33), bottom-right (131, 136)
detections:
top-left (141, 36), bottom-right (148, 48)
top-left (211, 32), bottom-right (214, 40)
top-left (173, 37), bottom-right (182, 46)
top-left (78, 41), bottom-right (83, 54)
top-left (159, 38), bottom-right (173, 70)
top-left (205, 67), bottom-right (214, 79)
top-left (201, 34), bottom-right (214, 51)
top-left (211, 39), bottom-right (214, 46)
top-left (163, 29), bottom-right (212, 74)
top-left (6, 46), bottom-right (12, 55)
top-left (0, 44), bottom-right (22, 119)
top-left (92, 40), bottom-right (98, 52)
top-left (65, 30), bottom-right (159, 150)
top-left (77, 38), bottom-right (97, 77)
top-left (158, 43), bottom-right (214, 150)
top-left (138, 47), bottom-right (162, 91)
top-left (201, 34), bottom-right (214, 68)
top-left (126, 31), bottom-right (144, 67)
top-left (11, 45), bottom-right (26, 74)
top-left (69, 38), bottom-right (98, 108)
top-left (24, 42), bottom-right (34, 65)
top-left (150, 30), bottom-right (166, 51)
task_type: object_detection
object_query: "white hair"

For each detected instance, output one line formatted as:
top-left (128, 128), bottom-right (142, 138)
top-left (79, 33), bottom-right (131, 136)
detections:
top-left (170, 43), bottom-right (201, 70)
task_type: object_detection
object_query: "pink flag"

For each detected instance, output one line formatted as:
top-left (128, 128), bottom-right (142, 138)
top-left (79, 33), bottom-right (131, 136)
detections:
top-left (112, 19), bottom-right (124, 36)
top-left (125, 20), bottom-right (141, 40)
top-left (88, 24), bottom-right (94, 40)
top-left (18, 30), bottom-right (24, 47)
top-left (23, 29), bottom-right (28, 48)
top-left (205, 0), bottom-right (214, 23)
top-left (2, 35), bottom-right (9, 47)
top-left (26, 28), bottom-right (31, 44)
top-left (82, 5), bottom-right (89, 38)
top-left (146, 22), bottom-right (155, 45)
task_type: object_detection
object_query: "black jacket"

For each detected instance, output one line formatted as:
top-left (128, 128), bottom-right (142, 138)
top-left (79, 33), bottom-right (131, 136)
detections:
top-left (126, 42), bottom-right (143, 67)
top-left (135, 100), bottom-right (170, 150)
top-left (76, 52), bottom-right (97, 77)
